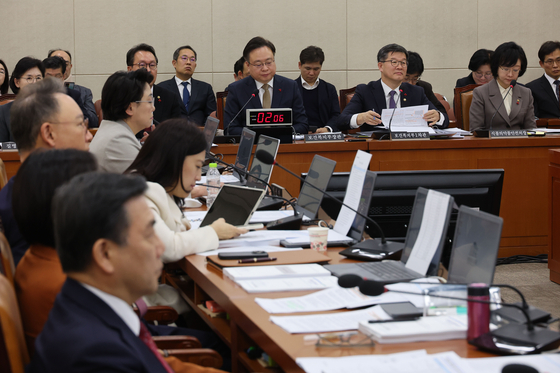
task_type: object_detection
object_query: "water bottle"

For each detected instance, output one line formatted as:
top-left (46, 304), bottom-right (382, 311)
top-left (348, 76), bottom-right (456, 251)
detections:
top-left (467, 283), bottom-right (490, 340)
top-left (206, 163), bottom-right (220, 208)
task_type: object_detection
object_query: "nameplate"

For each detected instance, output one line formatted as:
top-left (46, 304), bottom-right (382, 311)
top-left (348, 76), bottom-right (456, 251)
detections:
top-left (390, 132), bottom-right (430, 140)
top-left (0, 142), bottom-right (17, 150)
top-left (490, 130), bottom-right (528, 138)
top-left (304, 133), bottom-right (345, 142)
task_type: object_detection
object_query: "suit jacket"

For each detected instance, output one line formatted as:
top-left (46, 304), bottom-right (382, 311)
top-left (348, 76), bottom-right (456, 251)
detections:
top-left (153, 84), bottom-right (187, 124)
top-left (526, 75), bottom-right (560, 119)
top-left (416, 80), bottom-right (448, 119)
top-left (89, 119), bottom-right (141, 173)
top-left (224, 75), bottom-right (309, 135)
top-left (158, 77), bottom-right (217, 126)
top-left (337, 80), bottom-right (448, 131)
top-left (469, 79), bottom-right (536, 131)
top-left (0, 177), bottom-right (28, 266)
top-left (67, 83), bottom-right (99, 128)
top-left (456, 74), bottom-right (477, 88)
top-left (294, 77), bottom-right (341, 131)
top-left (0, 101), bottom-right (14, 142)
top-left (27, 278), bottom-right (172, 373)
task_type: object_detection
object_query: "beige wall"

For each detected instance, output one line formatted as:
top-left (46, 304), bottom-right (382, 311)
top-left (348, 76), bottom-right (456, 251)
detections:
top-left (1, 0), bottom-right (557, 103)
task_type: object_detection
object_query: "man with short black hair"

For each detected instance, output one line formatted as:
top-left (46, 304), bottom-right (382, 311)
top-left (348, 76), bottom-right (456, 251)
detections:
top-left (338, 43), bottom-right (448, 131)
top-left (526, 41), bottom-right (560, 119)
top-left (233, 56), bottom-right (249, 81)
top-left (295, 46), bottom-right (340, 133)
top-left (158, 45), bottom-right (217, 126)
top-left (224, 36), bottom-right (308, 135)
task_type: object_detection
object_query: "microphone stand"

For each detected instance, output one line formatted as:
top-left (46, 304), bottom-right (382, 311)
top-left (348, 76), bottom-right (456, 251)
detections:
top-left (473, 80), bottom-right (516, 137)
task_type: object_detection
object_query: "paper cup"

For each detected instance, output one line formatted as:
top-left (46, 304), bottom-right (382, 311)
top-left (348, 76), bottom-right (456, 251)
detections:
top-left (308, 227), bottom-right (329, 252)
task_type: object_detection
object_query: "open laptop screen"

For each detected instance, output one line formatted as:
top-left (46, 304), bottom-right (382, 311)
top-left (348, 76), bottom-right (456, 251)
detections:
top-left (203, 117), bottom-right (220, 156)
top-left (295, 155), bottom-right (336, 219)
top-left (233, 128), bottom-right (256, 181)
top-left (246, 135), bottom-right (280, 189)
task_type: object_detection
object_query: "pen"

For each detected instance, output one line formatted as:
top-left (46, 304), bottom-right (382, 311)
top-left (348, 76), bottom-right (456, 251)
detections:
top-left (368, 317), bottom-right (420, 324)
top-left (238, 257), bottom-right (277, 264)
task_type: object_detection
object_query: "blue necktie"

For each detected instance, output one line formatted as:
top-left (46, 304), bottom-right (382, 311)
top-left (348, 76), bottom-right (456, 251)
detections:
top-left (389, 90), bottom-right (397, 109)
top-left (181, 81), bottom-right (190, 111)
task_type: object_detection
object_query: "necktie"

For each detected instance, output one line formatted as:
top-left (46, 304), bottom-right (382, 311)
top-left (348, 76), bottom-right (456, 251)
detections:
top-left (181, 81), bottom-right (190, 111)
top-left (262, 83), bottom-right (271, 109)
top-left (138, 321), bottom-right (174, 373)
top-left (554, 80), bottom-right (560, 103)
top-left (389, 90), bottom-right (397, 109)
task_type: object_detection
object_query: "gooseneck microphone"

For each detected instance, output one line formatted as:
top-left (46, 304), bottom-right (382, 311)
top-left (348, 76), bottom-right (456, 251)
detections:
top-left (225, 88), bottom-right (259, 135)
top-left (255, 150), bottom-right (403, 252)
top-left (489, 79), bottom-right (516, 130)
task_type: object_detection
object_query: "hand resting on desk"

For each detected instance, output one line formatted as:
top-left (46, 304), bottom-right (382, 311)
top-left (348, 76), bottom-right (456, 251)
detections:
top-left (211, 218), bottom-right (248, 239)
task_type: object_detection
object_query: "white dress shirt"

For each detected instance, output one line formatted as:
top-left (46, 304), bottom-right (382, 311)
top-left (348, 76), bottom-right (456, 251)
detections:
top-left (301, 76), bottom-right (320, 90)
top-left (497, 82), bottom-right (513, 116)
top-left (255, 77), bottom-right (274, 106)
top-left (545, 73), bottom-right (560, 100)
top-left (174, 76), bottom-right (192, 101)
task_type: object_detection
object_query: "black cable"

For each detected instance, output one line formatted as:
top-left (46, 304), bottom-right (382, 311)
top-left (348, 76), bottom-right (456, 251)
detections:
top-left (496, 254), bottom-right (548, 266)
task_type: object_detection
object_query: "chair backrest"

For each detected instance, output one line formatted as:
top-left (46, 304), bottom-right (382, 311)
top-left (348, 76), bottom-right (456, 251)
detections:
top-left (216, 91), bottom-right (228, 128)
top-left (434, 92), bottom-right (457, 127)
top-left (339, 86), bottom-right (356, 112)
top-left (0, 232), bottom-right (14, 287)
top-left (0, 160), bottom-right (8, 190)
top-left (94, 99), bottom-right (103, 126)
top-left (453, 84), bottom-right (480, 129)
top-left (0, 94), bottom-right (16, 106)
top-left (0, 273), bottom-right (30, 373)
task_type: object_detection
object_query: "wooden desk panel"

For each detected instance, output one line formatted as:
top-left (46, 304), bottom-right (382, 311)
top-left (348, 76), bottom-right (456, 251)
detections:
top-left (549, 149), bottom-right (560, 284)
top-left (0, 150), bottom-right (20, 180)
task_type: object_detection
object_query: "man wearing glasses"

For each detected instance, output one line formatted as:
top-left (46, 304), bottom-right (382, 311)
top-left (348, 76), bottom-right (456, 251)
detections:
top-left (338, 43), bottom-right (448, 131)
top-left (527, 41), bottom-right (560, 119)
top-left (224, 36), bottom-right (309, 135)
top-left (126, 43), bottom-right (186, 126)
top-left (158, 45), bottom-right (217, 126)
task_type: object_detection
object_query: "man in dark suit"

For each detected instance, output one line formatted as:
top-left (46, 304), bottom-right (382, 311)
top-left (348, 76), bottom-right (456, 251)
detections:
top-left (158, 46), bottom-right (216, 126)
top-left (526, 41), bottom-right (560, 119)
top-left (295, 46), bottom-right (340, 132)
top-left (126, 43), bottom-right (187, 126)
top-left (224, 36), bottom-right (308, 135)
top-left (338, 43), bottom-right (448, 132)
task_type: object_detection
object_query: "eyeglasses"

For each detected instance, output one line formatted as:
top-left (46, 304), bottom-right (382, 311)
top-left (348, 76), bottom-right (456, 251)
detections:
top-left (500, 67), bottom-right (520, 74)
top-left (381, 60), bottom-right (407, 67)
top-left (474, 71), bottom-right (493, 78)
top-left (51, 118), bottom-right (89, 130)
top-left (544, 57), bottom-right (560, 66)
top-left (249, 59), bottom-right (275, 69)
top-left (179, 56), bottom-right (196, 63)
top-left (22, 76), bottom-right (43, 83)
top-left (404, 75), bottom-right (421, 84)
top-left (135, 97), bottom-right (155, 106)
top-left (133, 63), bottom-right (158, 70)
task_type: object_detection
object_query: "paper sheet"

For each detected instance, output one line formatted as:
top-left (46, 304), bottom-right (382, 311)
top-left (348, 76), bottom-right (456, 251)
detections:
top-left (381, 105), bottom-right (429, 130)
top-left (196, 174), bottom-right (240, 185)
top-left (466, 354), bottom-right (560, 373)
top-left (249, 210), bottom-right (292, 223)
top-left (283, 230), bottom-right (354, 245)
top-left (196, 245), bottom-right (302, 257)
top-left (333, 150), bottom-right (372, 236)
top-left (237, 276), bottom-right (339, 293)
top-left (217, 230), bottom-right (304, 248)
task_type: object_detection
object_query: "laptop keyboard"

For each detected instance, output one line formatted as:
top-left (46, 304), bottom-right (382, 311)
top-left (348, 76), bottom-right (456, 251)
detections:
top-left (357, 262), bottom-right (417, 280)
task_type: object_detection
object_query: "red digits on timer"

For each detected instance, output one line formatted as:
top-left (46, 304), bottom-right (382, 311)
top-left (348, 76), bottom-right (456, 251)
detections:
top-left (257, 112), bottom-right (284, 123)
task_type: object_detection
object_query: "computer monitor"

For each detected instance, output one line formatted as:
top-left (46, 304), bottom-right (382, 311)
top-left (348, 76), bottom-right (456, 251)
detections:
top-left (233, 128), bottom-right (256, 182)
top-left (246, 134), bottom-right (280, 189)
top-left (203, 116), bottom-right (220, 156)
top-left (295, 155), bottom-right (336, 219)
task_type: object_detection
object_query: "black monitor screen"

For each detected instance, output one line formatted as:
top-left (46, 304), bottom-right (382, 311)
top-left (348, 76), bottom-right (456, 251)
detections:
top-left (203, 117), bottom-right (219, 155)
top-left (295, 155), bottom-right (336, 219)
top-left (246, 135), bottom-right (280, 189)
top-left (234, 128), bottom-right (256, 180)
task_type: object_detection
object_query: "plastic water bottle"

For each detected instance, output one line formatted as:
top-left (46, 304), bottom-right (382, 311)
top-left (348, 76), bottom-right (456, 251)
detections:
top-left (206, 163), bottom-right (220, 208)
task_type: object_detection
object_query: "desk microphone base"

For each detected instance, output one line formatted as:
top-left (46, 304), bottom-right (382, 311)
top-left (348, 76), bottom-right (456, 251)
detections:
top-left (266, 215), bottom-right (303, 230)
top-left (469, 324), bottom-right (560, 355)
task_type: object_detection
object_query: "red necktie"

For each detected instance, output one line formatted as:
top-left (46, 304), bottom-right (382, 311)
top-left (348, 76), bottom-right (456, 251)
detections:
top-left (138, 321), bottom-right (174, 373)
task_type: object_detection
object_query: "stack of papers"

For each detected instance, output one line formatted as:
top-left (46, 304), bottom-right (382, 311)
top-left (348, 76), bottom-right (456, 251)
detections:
top-left (223, 264), bottom-right (331, 282)
top-left (236, 276), bottom-right (339, 293)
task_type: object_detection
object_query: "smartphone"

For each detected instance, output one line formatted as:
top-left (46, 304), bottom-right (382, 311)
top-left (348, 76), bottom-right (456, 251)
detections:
top-left (380, 302), bottom-right (423, 319)
top-left (217, 251), bottom-right (269, 260)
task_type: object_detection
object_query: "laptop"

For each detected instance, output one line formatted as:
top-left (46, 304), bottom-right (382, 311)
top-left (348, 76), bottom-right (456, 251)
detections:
top-left (200, 184), bottom-right (266, 228)
top-left (294, 155), bottom-right (337, 220)
top-left (201, 117), bottom-right (221, 175)
top-left (245, 134), bottom-right (280, 189)
top-left (324, 187), bottom-right (454, 284)
top-left (233, 128), bottom-right (256, 182)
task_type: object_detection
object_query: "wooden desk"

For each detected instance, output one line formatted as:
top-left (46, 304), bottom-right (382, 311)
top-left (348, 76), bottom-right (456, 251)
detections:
top-left (0, 150), bottom-right (20, 180)
top-left (549, 149), bottom-right (560, 284)
top-left (165, 249), bottom-right (492, 373)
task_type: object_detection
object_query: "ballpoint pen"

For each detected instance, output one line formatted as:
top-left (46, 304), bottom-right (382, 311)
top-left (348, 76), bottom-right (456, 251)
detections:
top-left (238, 257), bottom-right (277, 264)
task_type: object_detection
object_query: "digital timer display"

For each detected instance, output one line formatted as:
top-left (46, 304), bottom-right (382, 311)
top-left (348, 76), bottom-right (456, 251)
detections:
top-left (246, 108), bottom-right (293, 126)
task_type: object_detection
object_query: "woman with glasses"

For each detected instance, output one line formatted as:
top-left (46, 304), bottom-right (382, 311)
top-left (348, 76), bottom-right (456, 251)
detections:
top-left (0, 59), bottom-right (9, 95)
top-left (0, 57), bottom-right (45, 142)
top-left (456, 49), bottom-right (494, 88)
top-left (469, 42), bottom-right (536, 131)
top-left (89, 69), bottom-right (154, 173)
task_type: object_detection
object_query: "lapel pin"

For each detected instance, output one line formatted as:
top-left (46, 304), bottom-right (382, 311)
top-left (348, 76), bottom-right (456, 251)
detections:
top-left (516, 99), bottom-right (520, 105)
top-left (157, 96), bottom-right (161, 102)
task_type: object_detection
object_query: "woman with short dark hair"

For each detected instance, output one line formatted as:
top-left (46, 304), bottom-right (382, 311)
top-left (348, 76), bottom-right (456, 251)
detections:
top-left (456, 49), bottom-right (494, 87)
top-left (0, 59), bottom-right (9, 95)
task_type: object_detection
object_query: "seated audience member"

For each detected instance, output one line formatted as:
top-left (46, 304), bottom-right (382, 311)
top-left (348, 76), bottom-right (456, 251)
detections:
top-left (403, 51), bottom-right (449, 118)
top-left (48, 49), bottom-right (99, 127)
top-left (42, 56), bottom-right (98, 127)
top-left (0, 59), bottom-right (9, 95)
top-left (89, 69), bottom-right (154, 173)
top-left (338, 43), bottom-right (448, 131)
top-left (158, 45), bottom-right (217, 126)
top-left (126, 119), bottom-right (246, 262)
top-left (526, 41), bottom-right (560, 119)
top-left (469, 42), bottom-right (536, 131)
top-left (0, 57), bottom-right (45, 142)
top-left (233, 56), bottom-right (249, 81)
top-left (295, 46), bottom-right (340, 133)
top-left (13, 149), bottom-right (97, 352)
top-left (0, 78), bottom-right (92, 266)
top-left (224, 36), bottom-right (309, 135)
top-left (28, 173), bottom-right (225, 373)
top-left (456, 49), bottom-right (494, 88)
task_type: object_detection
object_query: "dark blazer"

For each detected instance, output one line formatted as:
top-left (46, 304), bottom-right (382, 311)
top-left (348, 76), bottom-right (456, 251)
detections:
top-left (157, 77), bottom-right (216, 126)
top-left (294, 77), bottom-right (340, 131)
top-left (0, 101), bottom-right (14, 142)
top-left (416, 80), bottom-right (448, 118)
top-left (456, 74), bottom-right (477, 88)
top-left (526, 75), bottom-right (560, 119)
top-left (0, 177), bottom-right (28, 266)
top-left (28, 278), bottom-right (171, 373)
top-left (153, 84), bottom-right (188, 124)
top-left (337, 80), bottom-right (448, 131)
top-left (67, 83), bottom-right (99, 128)
top-left (224, 75), bottom-right (309, 135)
top-left (66, 87), bottom-right (98, 130)
top-left (469, 79), bottom-right (536, 131)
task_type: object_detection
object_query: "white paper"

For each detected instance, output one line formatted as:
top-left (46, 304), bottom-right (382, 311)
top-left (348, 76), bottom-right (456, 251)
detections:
top-left (333, 150), bottom-right (372, 236)
top-left (196, 245), bottom-right (302, 257)
top-left (249, 210), bottom-right (292, 223)
top-left (466, 354), bottom-right (560, 373)
top-left (283, 229), bottom-right (354, 245)
top-left (405, 190), bottom-right (451, 275)
top-left (196, 174), bottom-right (240, 185)
top-left (237, 276), bottom-right (339, 293)
top-left (223, 264), bottom-right (331, 281)
top-left (381, 105), bottom-right (429, 129)
top-left (269, 305), bottom-right (390, 334)
top-left (218, 230), bottom-right (304, 248)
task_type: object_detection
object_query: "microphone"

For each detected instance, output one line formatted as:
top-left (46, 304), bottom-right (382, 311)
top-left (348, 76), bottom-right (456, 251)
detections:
top-left (501, 364), bottom-right (538, 373)
top-left (255, 150), bottom-right (404, 252)
top-left (225, 88), bottom-right (259, 135)
top-left (473, 80), bottom-right (516, 136)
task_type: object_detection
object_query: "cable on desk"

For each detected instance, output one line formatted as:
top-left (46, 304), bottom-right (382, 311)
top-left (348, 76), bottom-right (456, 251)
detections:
top-left (496, 254), bottom-right (548, 266)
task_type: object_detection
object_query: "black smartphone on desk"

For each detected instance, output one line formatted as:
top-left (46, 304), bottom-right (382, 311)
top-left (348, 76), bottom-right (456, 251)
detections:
top-left (217, 251), bottom-right (269, 260)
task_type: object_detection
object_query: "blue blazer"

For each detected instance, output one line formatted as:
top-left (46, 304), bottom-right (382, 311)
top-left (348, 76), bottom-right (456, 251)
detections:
top-left (294, 77), bottom-right (341, 131)
top-left (28, 278), bottom-right (170, 373)
top-left (224, 75), bottom-right (309, 135)
top-left (337, 79), bottom-right (448, 131)
top-left (158, 77), bottom-right (216, 126)
top-left (526, 75), bottom-right (560, 119)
